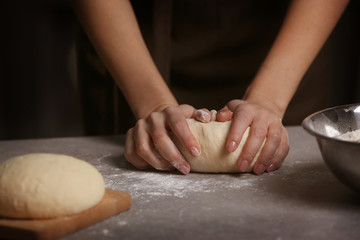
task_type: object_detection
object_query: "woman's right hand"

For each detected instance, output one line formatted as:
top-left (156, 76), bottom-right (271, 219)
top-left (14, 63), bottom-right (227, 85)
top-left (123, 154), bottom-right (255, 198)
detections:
top-left (125, 105), bottom-right (220, 174)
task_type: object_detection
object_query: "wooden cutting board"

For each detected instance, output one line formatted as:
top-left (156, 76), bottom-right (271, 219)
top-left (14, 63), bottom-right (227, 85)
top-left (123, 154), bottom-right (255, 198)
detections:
top-left (0, 189), bottom-right (131, 240)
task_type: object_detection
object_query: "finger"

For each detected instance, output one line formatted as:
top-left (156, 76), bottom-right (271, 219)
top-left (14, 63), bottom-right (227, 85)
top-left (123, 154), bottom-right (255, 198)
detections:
top-left (225, 106), bottom-right (253, 153)
top-left (133, 120), bottom-right (175, 171)
top-left (252, 121), bottom-right (282, 175)
top-left (153, 134), bottom-right (191, 174)
top-left (164, 107), bottom-right (201, 158)
top-left (124, 128), bottom-right (151, 169)
top-left (179, 104), bottom-right (198, 118)
top-left (266, 128), bottom-right (290, 172)
top-left (147, 109), bottom-right (192, 174)
top-left (150, 125), bottom-right (191, 174)
top-left (237, 121), bottom-right (268, 173)
top-left (193, 109), bottom-right (212, 123)
top-left (216, 108), bottom-right (233, 122)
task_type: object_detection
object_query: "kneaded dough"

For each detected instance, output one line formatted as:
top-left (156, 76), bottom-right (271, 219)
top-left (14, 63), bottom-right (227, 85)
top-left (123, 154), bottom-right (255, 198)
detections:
top-left (0, 153), bottom-right (105, 219)
top-left (173, 119), bottom-right (265, 173)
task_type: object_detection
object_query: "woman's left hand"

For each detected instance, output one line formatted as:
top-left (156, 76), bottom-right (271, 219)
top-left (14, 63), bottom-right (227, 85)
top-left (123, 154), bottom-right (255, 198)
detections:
top-left (217, 99), bottom-right (289, 175)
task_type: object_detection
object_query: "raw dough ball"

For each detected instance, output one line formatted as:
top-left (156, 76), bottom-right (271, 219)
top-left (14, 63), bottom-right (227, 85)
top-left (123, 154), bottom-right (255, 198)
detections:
top-left (173, 119), bottom-right (265, 173)
top-left (0, 153), bottom-right (105, 219)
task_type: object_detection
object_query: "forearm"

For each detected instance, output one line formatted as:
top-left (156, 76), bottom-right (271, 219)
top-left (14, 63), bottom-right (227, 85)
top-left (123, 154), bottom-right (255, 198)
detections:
top-left (244, 0), bottom-right (349, 118)
top-left (72, 0), bottom-right (177, 119)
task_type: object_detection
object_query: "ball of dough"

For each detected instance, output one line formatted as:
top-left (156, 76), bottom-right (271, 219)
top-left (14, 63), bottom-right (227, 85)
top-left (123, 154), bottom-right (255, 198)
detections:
top-left (173, 119), bottom-right (265, 173)
top-left (0, 153), bottom-right (105, 219)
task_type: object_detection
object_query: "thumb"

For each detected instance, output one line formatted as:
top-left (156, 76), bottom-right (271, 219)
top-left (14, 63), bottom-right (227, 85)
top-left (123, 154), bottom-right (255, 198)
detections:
top-left (193, 108), bottom-right (212, 123)
top-left (217, 107), bottom-right (233, 122)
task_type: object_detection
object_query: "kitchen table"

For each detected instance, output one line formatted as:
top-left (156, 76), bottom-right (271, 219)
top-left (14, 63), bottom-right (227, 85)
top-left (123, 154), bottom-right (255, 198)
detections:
top-left (0, 126), bottom-right (359, 240)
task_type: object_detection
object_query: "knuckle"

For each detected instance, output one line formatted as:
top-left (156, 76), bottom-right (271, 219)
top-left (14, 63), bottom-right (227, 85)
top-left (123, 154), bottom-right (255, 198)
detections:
top-left (253, 126), bottom-right (267, 139)
top-left (228, 99), bottom-right (241, 107)
top-left (236, 112), bottom-right (252, 124)
top-left (164, 106), bottom-right (176, 115)
top-left (134, 119), bottom-right (145, 132)
top-left (241, 148), bottom-right (254, 160)
top-left (145, 112), bottom-right (158, 125)
top-left (269, 132), bottom-right (282, 145)
top-left (152, 134), bottom-right (168, 149)
top-left (124, 148), bottom-right (133, 160)
top-left (240, 102), bottom-right (256, 112)
top-left (179, 104), bottom-right (192, 111)
top-left (136, 143), bottom-right (149, 158)
top-left (257, 157), bottom-right (269, 166)
top-left (167, 115), bottom-right (186, 132)
top-left (171, 119), bottom-right (184, 133)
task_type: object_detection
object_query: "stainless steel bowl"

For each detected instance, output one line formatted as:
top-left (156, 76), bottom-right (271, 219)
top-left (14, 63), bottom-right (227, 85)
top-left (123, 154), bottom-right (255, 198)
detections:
top-left (302, 103), bottom-right (360, 192)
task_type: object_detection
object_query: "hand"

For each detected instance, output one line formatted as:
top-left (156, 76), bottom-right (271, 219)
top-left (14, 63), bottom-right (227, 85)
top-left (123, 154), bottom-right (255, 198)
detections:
top-left (218, 99), bottom-right (289, 175)
top-left (124, 105), bottom-right (214, 174)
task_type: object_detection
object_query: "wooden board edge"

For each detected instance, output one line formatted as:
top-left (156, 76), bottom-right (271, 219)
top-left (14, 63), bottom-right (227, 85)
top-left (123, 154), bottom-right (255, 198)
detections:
top-left (0, 189), bottom-right (132, 240)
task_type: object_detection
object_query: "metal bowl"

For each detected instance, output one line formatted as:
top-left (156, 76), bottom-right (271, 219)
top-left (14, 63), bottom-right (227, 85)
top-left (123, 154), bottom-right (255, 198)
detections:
top-left (302, 103), bottom-right (360, 192)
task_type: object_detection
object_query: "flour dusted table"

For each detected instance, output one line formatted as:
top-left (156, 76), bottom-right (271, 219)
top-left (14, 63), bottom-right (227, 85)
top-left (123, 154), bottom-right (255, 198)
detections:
top-left (0, 126), bottom-right (359, 240)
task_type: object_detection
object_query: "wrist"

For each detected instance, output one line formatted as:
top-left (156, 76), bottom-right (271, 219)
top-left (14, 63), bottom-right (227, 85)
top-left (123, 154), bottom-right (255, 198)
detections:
top-left (243, 89), bottom-right (286, 119)
top-left (136, 101), bottom-right (178, 119)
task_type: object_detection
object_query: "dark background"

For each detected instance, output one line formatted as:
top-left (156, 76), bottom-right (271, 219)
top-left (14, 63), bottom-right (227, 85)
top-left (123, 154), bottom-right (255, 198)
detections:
top-left (0, 0), bottom-right (359, 140)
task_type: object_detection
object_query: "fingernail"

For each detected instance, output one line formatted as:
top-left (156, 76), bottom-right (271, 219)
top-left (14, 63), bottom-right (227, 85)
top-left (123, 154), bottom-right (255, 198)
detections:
top-left (228, 141), bottom-right (237, 152)
top-left (171, 161), bottom-right (180, 170)
top-left (190, 146), bottom-right (201, 157)
top-left (266, 164), bottom-right (276, 172)
top-left (155, 166), bottom-right (168, 171)
top-left (195, 110), bottom-right (211, 123)
top-left (179, 164), bottom-right (190, 175)
top-left (255, 164), bottom-right (266, 175)
top-left (239, 160), bottom-right (249, 172)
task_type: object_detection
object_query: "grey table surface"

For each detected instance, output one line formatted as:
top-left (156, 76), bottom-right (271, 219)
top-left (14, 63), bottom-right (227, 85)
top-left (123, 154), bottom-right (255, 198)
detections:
top-left (0, 126), bottom-right (359, 240)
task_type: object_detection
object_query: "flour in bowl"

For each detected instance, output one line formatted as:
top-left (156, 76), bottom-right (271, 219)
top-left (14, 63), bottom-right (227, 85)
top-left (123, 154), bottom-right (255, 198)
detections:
top-left (335, 129), bottom-right (360, 142)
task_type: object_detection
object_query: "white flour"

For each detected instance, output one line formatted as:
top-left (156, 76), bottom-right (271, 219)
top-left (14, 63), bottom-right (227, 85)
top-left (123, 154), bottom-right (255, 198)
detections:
top-left (105, 171), bottom-right (254, 199)
top-left (335, 129), bottom-right (360, 142)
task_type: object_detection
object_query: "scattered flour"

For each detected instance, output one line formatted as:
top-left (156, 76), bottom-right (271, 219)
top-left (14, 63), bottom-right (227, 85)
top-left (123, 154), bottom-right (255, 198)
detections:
top-left (117, 220), bottom-right (128, 227)
top-left (96, 153), bottom-right (112, 162)
top-left (102, 229), bottom-right (110, 236)
top-left (105, 171), bottom-right (254, 199)
top-left (335, 129), bottom-right (360, 142)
